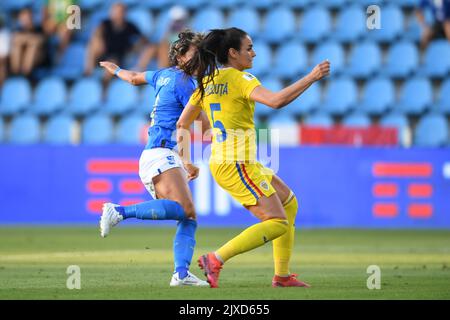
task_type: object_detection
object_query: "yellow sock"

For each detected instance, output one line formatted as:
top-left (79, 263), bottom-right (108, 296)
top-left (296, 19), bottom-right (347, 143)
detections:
top-left (272, 191), bottom-right (298, 276)
top-left (216, 218), bottom-right (288, 263)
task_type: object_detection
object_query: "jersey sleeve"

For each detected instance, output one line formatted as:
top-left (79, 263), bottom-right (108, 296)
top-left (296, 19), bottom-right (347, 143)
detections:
top-left (144, 71), bottom-right (157, 88)
top-left (175, 74), bottom-right (196, 107)
top-left (239, 72), bottom-right (261, 100)
top-left (188, 88), bottom-right (202, 109)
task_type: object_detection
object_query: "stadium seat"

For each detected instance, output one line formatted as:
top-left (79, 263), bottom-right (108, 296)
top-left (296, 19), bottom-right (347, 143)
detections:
top-left (250, 41), bottom-right (272, 78)
top-left (396, 0), bottom-right (420, 8)
top-left (414, 113), bottom-right (449, 147)
top-left (396, 77), bottom-right (433, 115)
top-left (298, 6), bottom-right (331, 44)
top-left (139, 85), bottom-right (157, 116)
top-left (142, 0), bottom-right (174, 10)
top-left (286, 0), bottom-right (312, 9)
top-left (180, 0), bottom-right (209, 10)
top-left (104, 79), bottom-right (139, 115)
top-left (322, 77), bottom-right (358, 115)
top-left (192, 7), bottom-right (225, 33)
top-left (368, 5), bottom-right (403, 43)
top-left (262, 7), bottom-right (296, 44)
top-left (380, 112), bottom-right (411, 147)
top-left (273, 41), bottom-right (307, 80)
top-left (322, 0), bottom-right (347, 9)
top-left (334, 5), bottom-right (366, 43)
top-left (385, 41), bottom-right (419, 78)
top-left (303, 112), bottom-right (333, 127)
top-left (311, 41), bottom-right (345, 75)
top-left (342, 112), bottom-right (371, 127)
top-left (2, 0), bottom-right (33, 11)
top-left (82, 114), bottom-right (114, 144)
top-left (0, 77), bottom-right (31, 116)
top-left (127, 8), bottom-right (154, 38)
top-left (347, 41), bottom-right (381, 79)
top-left (9, 114), bottom-right (40, 144)
top-left (421, 40), bottom-right (450, 78)
top-left (116, 115), bottom-right (148, 144)
top-left (360, 77), bottom-right (395, 115)
top-left (67, 78), bottom-right (102, 116)
top-left (76, 9), bottom-right (108, 43)
top-left (436, 79), bottom-right (450, 114)
top-left (78, 0), bottom-right (103, 11)
top-left (44, 115), bottom-right (77, 144)
top-left (249, 0), bottom-right (280, 10)
top-left (287, 82), bottom-right (321, 116)
top-left (254, 78), bottom-right (283, 118)
top-left (31, 77), bottom-right (67, 116)
top-left (211, 0), bottom-right (246, 9)
top-left (53, 43), bottom-right (86, 80)
top-left (267, 112), bottom-right (299, 146)
top-left (227, 7), bottom-right (260, 37)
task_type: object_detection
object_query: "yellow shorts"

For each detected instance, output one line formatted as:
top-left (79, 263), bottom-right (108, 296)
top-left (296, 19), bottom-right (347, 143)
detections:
top-left (210, 161), bottom-right (276, 206)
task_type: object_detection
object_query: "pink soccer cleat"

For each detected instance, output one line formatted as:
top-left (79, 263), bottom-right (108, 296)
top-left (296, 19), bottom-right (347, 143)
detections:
top-left (198, 253), bottom-right (223, 288)
top-left (272, 273), bottom-right (311, 288)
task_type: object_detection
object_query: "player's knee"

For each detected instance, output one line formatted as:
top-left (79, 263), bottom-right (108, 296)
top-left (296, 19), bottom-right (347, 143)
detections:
top-left (181, 201), bottom-right (196, 220)
top-left (272, 218), bottom-right (289, 238)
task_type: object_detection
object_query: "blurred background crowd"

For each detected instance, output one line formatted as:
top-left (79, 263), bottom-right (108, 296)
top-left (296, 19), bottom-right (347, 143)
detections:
top-left (0, 0), bottom-right (449, 147)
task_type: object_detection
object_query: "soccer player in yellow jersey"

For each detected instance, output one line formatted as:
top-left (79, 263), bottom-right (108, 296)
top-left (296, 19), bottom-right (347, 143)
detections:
top-left (177, 28), bottom-right (330, 288)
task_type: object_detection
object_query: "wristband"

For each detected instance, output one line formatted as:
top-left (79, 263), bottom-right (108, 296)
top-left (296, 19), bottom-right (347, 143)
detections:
top-left (114, 67), bottom-right (122, 76)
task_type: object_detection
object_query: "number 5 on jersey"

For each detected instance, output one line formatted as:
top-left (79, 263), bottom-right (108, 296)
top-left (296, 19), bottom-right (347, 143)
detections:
top-left (210, 103), bottom-right (227, 142)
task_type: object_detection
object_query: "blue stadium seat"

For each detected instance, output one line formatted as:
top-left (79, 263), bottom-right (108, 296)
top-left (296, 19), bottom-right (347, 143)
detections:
top-left (303, 112), bottom-right (333, 127)
top-left (273, 41), bottom-right (307, 80)
top-left (334, 5), bottom-right (366, 43)
top-left (181, 0), bottom-right (209, 10)
top-left (396, 0), bottom-right (420, 8)
top-left (250, 0), bottom-right (280, 10)
top-left (286, 0), bottom-right (312, 9)
top-left (414, 113), bottom-right (449, 147)
top-left (0, 77), bottom-right (31, 116)
top-left (142, 0), bottom-right (174, 10)
top-left (104, 79), bottom-right (139, 115)
top-left (211, 0), bottom-right (246, 9)
top-left (227, 7), bottom-right (260, 37)
top-left (78, 0), bottom-right (103, 11)
top-left (139, 85), bottom-right (157, 116)
top-left (397, 77), bottom-right (433, 115)
top-left (9, 114), bottom-right (40, 144)
top-left (82, 114), bottom-right (114, 144)
top-left (342, 112), bottom-right (371, 127)
top-left (287, 82), bottom-right (321, 116)
top-left (192, 7), bottom-right (225, 33)
top-left (298, 7), bottom-right (331, 44)
top-left (436, 79), bottom-right (450, 114)
top-left (360, 78), bottom-right (395, 115)
top-left (250, 41), bottom-right (272, 78)
top-left (311, 41), bottom-right (345, 75)
top-left (356, 0), bottom-right (384, 7)
top-left (2, 0), bottom-right (33, 11)
top-left (385, 41), bottom-right (419, 78)
top-left (53, 43), bottom-right (86, 80)
top-left (67, 78), bottom-right (102, 116)
top-left (322, 77), bottom-right (358, 115)
top-left (44, 115), bottom-right (76, 144)
top-left (267, 112), bottom-right (299, 146)
top-left (76, 9), bottom-right (108, 43)
top-left (322, 0), bottom-right (347, 9)
top-left (127, 8), bottom-right (154, 38)
top-left (347, 41), bottom-right (381, 79)
top-left (31, 77), bottom-right (67, 116)
top-left (380, 112), bottom-right (410, 146)
top-left (116, 115), bottom-right (148, 144)
top-left (254, 78), bottom-right (283, 118)
top-left (368, 5), bottom-right (403, 43)
top-left (263, 7), bottom-right (296, 44)
top-left (421, 40), bottom-right (450, 78)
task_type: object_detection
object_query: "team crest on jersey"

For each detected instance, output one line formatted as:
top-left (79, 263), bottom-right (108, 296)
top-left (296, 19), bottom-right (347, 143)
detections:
top-left (243, 73), bottom-right (255, 81)
top-left (260, 180), bottom-right (269, 191)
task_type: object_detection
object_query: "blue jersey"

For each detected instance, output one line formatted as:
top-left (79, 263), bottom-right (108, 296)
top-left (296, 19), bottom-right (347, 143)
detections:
top-left (144, 67), bottom-right (196, 150)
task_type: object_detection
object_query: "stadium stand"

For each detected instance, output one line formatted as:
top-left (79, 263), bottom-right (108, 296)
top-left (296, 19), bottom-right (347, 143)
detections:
top-left (0, 0), bottom-right (449, 147)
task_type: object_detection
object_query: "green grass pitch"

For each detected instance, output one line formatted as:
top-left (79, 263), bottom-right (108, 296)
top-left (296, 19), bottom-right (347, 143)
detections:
top-left (0, 226), bottom-right (449, 299)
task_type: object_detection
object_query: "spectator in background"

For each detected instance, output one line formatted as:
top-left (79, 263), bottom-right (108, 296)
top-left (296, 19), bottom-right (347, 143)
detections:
top-left (136, 5), bottom-right (190, 70)
top-left (0, 15), bottom-right (11, 86)
top-left (9, 7), bottom-right (47, 77)
top-left (84, 2), bottom-right (148, 81)
top-left (42, 0), bottom-right (77, 60)
top-left (416, 0), bottom-right (450, 49)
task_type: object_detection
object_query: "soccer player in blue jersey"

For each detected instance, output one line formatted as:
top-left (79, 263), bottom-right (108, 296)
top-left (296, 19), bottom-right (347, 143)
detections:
top-left (98, 30), bottom-right (209, 287)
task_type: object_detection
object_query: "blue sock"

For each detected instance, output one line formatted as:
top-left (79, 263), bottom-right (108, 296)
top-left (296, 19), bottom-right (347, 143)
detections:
top-left (116, 200), bottom-right (186, 221)
top-left (173, 219), bottom-right (197, 279)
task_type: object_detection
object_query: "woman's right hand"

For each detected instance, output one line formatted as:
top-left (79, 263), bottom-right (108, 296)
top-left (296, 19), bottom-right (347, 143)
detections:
top-left (99, 61), bottom-right (119, 75)
top-left (310, 60), bottom-right (331, 81)
top-left (184, 163), bottom-right (200, 181)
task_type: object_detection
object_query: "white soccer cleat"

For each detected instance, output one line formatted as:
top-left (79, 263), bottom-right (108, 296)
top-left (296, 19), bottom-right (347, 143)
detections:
top-left (99, 203), bottom-right (123, 238)
top-left (169, 271), bottom-right (209, 287)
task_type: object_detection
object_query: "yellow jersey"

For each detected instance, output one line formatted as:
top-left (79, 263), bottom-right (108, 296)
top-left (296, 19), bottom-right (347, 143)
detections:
top-left (189, 67), bottom-right (261, 163)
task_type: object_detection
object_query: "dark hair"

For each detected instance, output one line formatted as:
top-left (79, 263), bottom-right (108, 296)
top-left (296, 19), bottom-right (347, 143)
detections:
top-left (183, 27), bottom-right (248, 101)
top-left (168, 29), bottom-right (203, 67)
